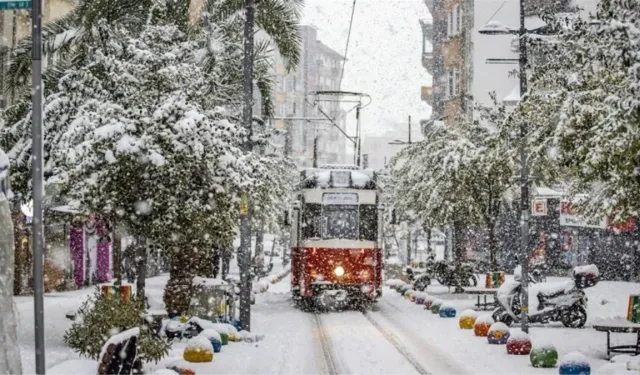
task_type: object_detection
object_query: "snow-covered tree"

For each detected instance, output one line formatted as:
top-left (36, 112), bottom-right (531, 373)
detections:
top-left (391, 101), bottom-right (513, 270)
top-left (517, 0), bottom-right (640, 221)
top-left (0, 147), bottom-right (21, 375)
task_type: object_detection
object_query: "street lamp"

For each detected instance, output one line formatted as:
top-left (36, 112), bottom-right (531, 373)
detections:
top-left (478, 2), bottom-right (530, 333)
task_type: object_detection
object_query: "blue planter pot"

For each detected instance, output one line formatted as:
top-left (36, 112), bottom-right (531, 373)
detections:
top-left (439, 306), bottom-right (456, 318)
top-left (559, 363), bottom-right (591, 375)
top-left (208, 338), bottom-right (222, 353)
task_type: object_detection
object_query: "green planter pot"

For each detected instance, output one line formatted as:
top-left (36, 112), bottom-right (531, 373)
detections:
top-left (530, 347), bottom-right (558, 368)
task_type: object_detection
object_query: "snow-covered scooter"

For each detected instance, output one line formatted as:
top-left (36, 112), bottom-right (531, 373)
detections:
top-left (492, 265), bottom-right (599, 328)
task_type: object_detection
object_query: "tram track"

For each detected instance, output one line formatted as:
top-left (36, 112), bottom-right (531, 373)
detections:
top-left (313, 313), bottom-right (342, 375)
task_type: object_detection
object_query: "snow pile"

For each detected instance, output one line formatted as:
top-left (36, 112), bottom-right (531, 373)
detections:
top-left (460, 309), bottom-right (478, 318)
top-left (351, 170), bottom-right (373, 188)
top-left (210, 323), bottom-right (230, 335)
top-left (488, 322), bottom-right (510, 333)
top-left (506, 330), bottom-right (530, 343)
top-left (560, 351), bottom-right (589, 366)
top-left (475, 315), bottom-right (495, 325)
top-left (596, 362), bottom-right (631, 374)
top-left (609, 355), bottom-right (634, 364)
top-left (574, 264), bottom-right (599, 276)
top-left (152, 370), bottom-right (179, 375)
top-left (98, 327), bottom-right (139, 362)
top-left (199, 328), bottom-right (222, 342)
top-left (186, 336), bottom-right (213, 351)
top-left (47, 360), bottom-right (98, 375)
top-left (237, 330), bottom-right (266, 343)
top-left (385, 278), bottom-right (405, 287)
top-left (385, 256), bottom-right (403, 265)
top-left (626, 356), bottom-right (640, 371)
top-left (439, 302), bottom-right (456, 310)
top-left (187, 317), bottom-right (216, 331)
top-left (225, 323), bottom-right (239, 336)
top-left (192, 276), bottom-right (228, 287)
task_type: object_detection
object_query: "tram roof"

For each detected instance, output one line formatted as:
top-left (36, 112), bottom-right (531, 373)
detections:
top-left (300, 167), bottom-right (378, 190)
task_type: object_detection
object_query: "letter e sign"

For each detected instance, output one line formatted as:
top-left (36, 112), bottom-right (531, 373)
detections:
top-left (531, 199), bottom-right (547, 216)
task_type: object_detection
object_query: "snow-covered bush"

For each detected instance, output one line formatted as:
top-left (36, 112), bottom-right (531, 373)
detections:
top-left (64, 289), bottom-right (169, 362)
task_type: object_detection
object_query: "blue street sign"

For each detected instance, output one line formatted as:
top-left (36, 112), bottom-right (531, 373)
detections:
top-left (0, 1), bottom-right (31, 10)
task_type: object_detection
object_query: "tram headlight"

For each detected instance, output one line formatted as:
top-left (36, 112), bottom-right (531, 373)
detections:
top-left (334, 266), bottom-right (345, 277)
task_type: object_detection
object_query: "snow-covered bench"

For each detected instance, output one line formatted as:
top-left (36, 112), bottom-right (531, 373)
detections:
top-left (462, 287), bottom-right (498, 311)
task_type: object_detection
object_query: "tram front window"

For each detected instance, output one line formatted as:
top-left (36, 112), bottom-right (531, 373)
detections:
top-left (322, 206), bottom-right (358, 240)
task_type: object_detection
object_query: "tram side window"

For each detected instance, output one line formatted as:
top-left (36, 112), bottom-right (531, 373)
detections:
top-left (359, 204), bottom-right (378, 241)
top-left (302, 204), bottom-right (322, 239)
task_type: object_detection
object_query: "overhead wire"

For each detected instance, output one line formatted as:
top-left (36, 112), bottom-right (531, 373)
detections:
top-left (338, 0), bottom-right (357, 91)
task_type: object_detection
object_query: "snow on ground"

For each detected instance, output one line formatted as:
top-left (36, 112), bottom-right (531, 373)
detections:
top-left (15, 255), bottom-right (640, 375)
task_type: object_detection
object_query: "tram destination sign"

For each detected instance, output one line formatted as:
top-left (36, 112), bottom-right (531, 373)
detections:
top-left (323, 193), bottom-right (358, 205)
top-left (0, 1), bottom-right (31, 10)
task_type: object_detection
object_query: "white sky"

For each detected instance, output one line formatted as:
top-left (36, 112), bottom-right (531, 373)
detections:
top-left (302, 0), bottom-right (433, 137)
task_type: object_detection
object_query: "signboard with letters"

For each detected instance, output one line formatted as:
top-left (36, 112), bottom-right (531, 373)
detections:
top-left (0, 1), bottom-right (32, 10)
top-left (531, 199), bottom-right (548, 216)
top-left (559, 201), bottom-right (606, 229)
top-left (322, 193), bottom-right (358, 205)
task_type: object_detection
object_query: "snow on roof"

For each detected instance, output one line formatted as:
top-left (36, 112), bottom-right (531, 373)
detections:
top-left (98, 327), bottom-right (139, 362)
top-left (574, 264), bottom-right (599, 276)
top-left (534, 186), bottom-right (565, 198)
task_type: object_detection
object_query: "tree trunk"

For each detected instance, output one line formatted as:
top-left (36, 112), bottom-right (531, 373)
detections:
top-left (136, 238), bottom-right (147, 308)
top-left (255, 221), bottom-right (265, 269)
top-left (164, 243), bottom-right (195, 317)
top-left (453, 221), bottom-right (466, 293)
top-left (0, 196), bottom-right (23, 374)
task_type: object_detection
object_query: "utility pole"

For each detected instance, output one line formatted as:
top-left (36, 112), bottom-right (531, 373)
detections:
top-left (408, 115), bottom-right (411, 144)
top-left (239, 0), bottom-right (255, 332)
top-left (517, 0), bottom-right (530, 334)
top-left (31, 0), bottom-right (46, 371)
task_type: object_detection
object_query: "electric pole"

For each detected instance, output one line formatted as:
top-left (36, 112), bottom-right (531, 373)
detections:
top-left (239, 0), bottom-right (255, 332)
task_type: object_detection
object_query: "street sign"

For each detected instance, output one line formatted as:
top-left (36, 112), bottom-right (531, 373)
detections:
top-left (531, 198), bottom-right (547, 216)
top-left (0, 1), bottom-right (32, 10)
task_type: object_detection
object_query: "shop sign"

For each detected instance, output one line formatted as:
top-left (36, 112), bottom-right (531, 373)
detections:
top-left (607, 217), bottom-right (636, 232)
top-left (531, 199), bottom-right (548, 216)
top-left (559, 201), bottom-right (606, 229)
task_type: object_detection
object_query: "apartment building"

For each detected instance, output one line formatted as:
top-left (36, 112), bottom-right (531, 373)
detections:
top-left (0, 0), bottom-right (76, 107)
top-left (422, 0), bottom-right (577, 128)
top-left (271, 26), bottom-right (348, 168)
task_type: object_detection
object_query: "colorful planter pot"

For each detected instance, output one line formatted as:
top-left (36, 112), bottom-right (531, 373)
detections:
top-left (506, 332), bottom-right (532, 354)
top-left (530, 346), bottom-right (558, 367)
top-left (439, 303), bottom-right (456, 318)
top-left (559, 352), bottom-right (590, 375)
top-left (459, 310), bottom-right (478, 329)
top-left (474, 316), bottom-right (495, 337)
top-left (183, 337), bottom-right (214, 363)
top-left (487, 323), bottom-right (510, 345)
top-left (431, 299), bottom-right (443, 314)
top-left (423, 296), bottom-right (437, 310)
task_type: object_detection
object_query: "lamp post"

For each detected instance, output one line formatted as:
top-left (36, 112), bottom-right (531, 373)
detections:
top-left (478, 0), bottom-right (530, 333)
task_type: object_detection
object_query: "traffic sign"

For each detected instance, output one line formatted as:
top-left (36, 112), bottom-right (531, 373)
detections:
top-left (0, 1), bottom-right (31, 10)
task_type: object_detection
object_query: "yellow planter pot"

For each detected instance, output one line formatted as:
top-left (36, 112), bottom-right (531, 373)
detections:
top-left (459, 316), bottom-right (476, 329)
top-left (183, 348), bottom-right (214, 363)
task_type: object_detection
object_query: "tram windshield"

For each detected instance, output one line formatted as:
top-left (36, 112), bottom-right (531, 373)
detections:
top-left (322, 206), bottom-right (358, 240)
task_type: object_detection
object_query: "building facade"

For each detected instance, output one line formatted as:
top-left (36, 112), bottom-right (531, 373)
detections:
top-left (271, 26), bottom-right (347, 168)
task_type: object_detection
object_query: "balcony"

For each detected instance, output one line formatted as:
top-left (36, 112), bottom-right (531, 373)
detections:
top-left (420, 19), bottom-right (433, 42)
top-left (421, 86), bottom-right (433, 104)
top-left (422, 51), bottom-right (433, 74)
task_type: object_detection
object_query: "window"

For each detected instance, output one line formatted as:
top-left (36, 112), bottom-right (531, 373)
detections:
top-left (454, 68), bottom-right (461, 96)
top-left (359, 205), bottom-right (378, 241)
top-left (302, 204), bottom-right (322, 239)
top-left (322, 205), bottom-right (358, 240)
top-left (447, 11), bottom-right (453, 36)
top-left (447, 70), bottom-right (454, 98)
top-left (456, 4), bottom-right (463, 34)
top-left (453, 5), bottom-right (459, 34)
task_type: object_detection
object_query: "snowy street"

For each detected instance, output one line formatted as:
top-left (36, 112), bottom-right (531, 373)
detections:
top-left (15, 256), bottom-right (640, 375)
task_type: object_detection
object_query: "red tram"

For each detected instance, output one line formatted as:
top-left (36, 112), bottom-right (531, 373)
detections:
top-left (289, 165), bottom-right (383, 306)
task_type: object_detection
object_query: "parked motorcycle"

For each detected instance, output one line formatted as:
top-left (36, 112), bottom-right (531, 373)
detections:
top-left (492, 264), bottom-right (599, 328)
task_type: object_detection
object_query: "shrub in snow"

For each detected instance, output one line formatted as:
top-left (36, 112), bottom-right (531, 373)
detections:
top-left (183, 336), bottom-right (214, 363)
top-left (487, 322), bottom-right (510, 345)
top-left (474, 315), bottom-right (495, 337)
top-left (530, 344), bottom-right (558, 367)
top-left (505, 331), bottom-right (531, 354)
top-left (559, 352), bottom-right (591, 375)
top-left (64, 289), bottom-right (169, 362)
